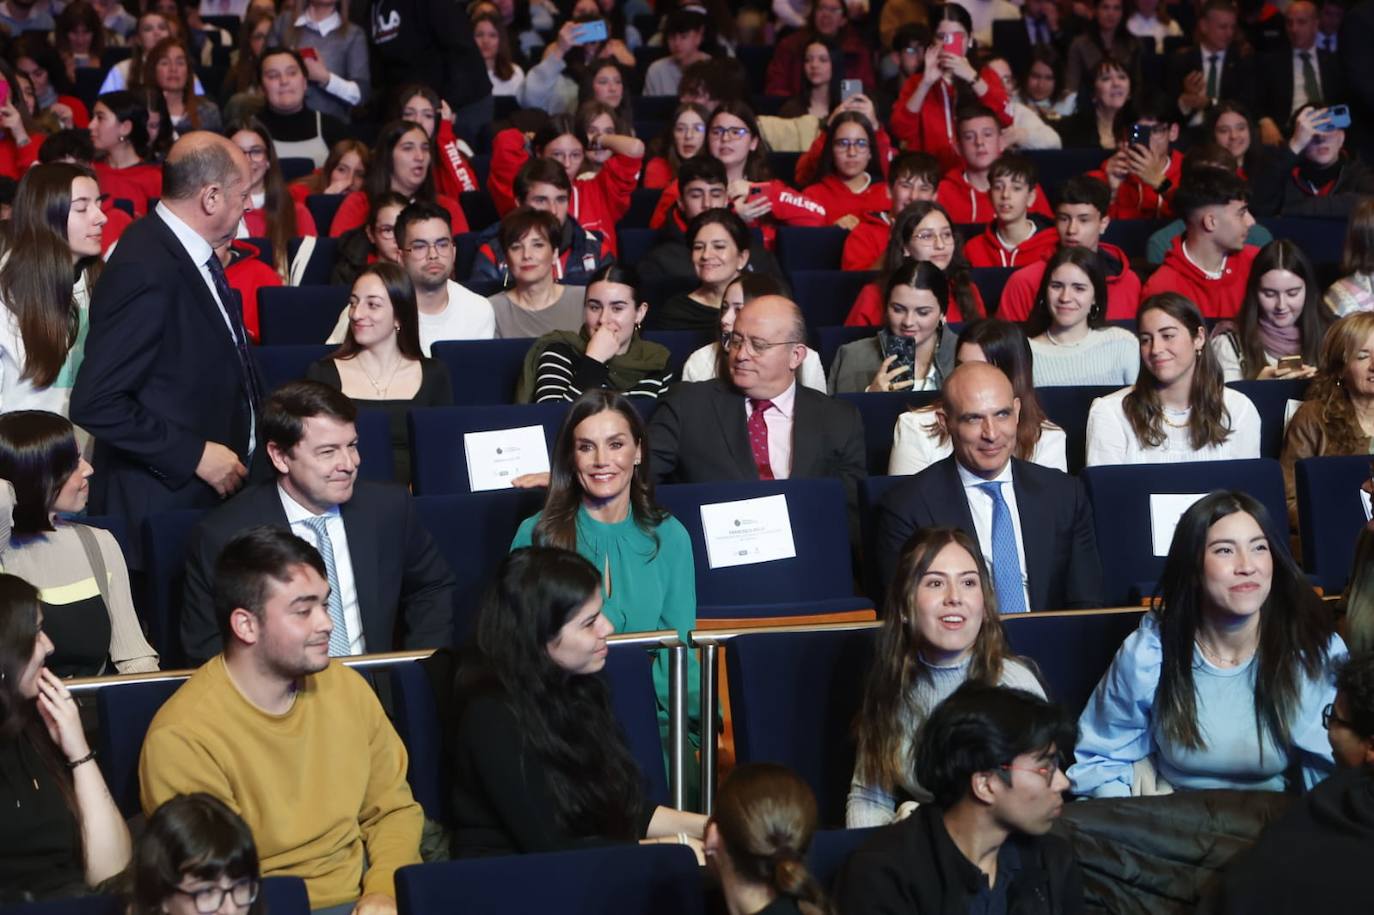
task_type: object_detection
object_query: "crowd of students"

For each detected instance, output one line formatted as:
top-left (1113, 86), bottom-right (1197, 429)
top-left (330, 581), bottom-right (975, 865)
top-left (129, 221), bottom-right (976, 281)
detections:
top-left (0, 0), bottom-right (1373, 910)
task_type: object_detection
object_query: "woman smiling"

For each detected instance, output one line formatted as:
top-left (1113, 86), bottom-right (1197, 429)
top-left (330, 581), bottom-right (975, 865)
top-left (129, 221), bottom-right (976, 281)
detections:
top-left (829, 259), bottom-right (957, 394)
top-left (1209, 240), bottom-right (1330, 381)
top-left (1026, 246), bottom-right (1138, 386)
top-left (656, 208), bottom-right (752, 334)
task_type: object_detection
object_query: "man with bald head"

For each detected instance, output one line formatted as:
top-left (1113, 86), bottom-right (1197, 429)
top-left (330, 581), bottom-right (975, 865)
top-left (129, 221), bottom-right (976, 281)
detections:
top-left (873, 362), bottom-right (1102, 612)
top-left (1257, 0), bottom-right (1344, 143)
top-left (649, 294), bottom-right (865, 520)
top-left (72, 131), bottom-right (261, 567)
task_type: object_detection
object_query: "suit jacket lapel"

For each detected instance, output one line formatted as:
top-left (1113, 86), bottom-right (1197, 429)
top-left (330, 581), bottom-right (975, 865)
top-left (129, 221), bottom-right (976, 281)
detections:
top-left (710, 380), bottom-right (758, 478)
top-left (339, 496), bottom-right (380, 647)
top-left (791, 387), bottom-right (817, 476)
top-left (1011, 461), bottom-right (1049, 609)
top-left (934, 457), bottom-right (978, 533)
top-left (147, 212), bottom-right (240, 363)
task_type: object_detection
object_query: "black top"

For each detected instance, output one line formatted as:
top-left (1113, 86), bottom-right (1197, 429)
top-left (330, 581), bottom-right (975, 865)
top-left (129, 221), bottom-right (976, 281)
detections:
top-left (306, 357), bottom-right (454, 486)
top-left (42, 594), bottom-right (112, 679)
top-left (654, 292), bottom-right (724, 335)
top-left (256, 106), bottom-right (350, 149)
top-left (0, 734), bottom-right (84, 903)
top-left (753, 896), bottom-right (807, 915)
top-left (448, 685), bottom-right (653, 858)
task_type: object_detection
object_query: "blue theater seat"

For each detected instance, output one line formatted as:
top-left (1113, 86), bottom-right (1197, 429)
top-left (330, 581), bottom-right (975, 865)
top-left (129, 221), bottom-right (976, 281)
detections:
top-left (619, 226), bottom-right (658, 267)
top-left (1101, 219), bottom-right (1167, 260)
top-left (408, 403), bottom-right (567, 495)
top-left (257, 286), bottom-right (350, 345)
top-left (1003, 609), bottom-right (1146, 717)
top-left (279, 157), bottom-right (315, 181)
top-left (255, 344), bottom-right (333, 390)
top-left (290, 236), bottom-right (339, 286)
top-left (1025, 149), bottom-right (1110, 206)
top-left (1037, 384), bottom-right (1121, 473)
top-left (642, 274), bottom-right (699, 313)
top-left (453, 232), bottom-right (481, 283)
top-left (1261, 217), bottom-right (1348, 254)
top-left (792, 271), bottom-right (874, 328)
top-left (655, 478), bottom-right (866, 617)
top-left (395, 845), bottom-right (702, 915)
top-left (1080, 459), bottom-right (1288, 605)
top-left (602, 645), bottom-right (671, 807)
top-left (459, 190), bottom-right (501, 232)
top-left (304, 193), bottom-right (348, 237)
top-left (775, 226), bottom-right (848, 272)
top-left (413, 490), bottom-right (547, 644)
top-left (813, 325), bottom-right (873, 373)
top-left (857, 475), bottom-right (904, 603)
top-left (260, 877), bottom-right (311, 915)
top-left (141, 509), bottom-right (209, 667)
top-left (96, 678), bottom-right (181, 816)
top-left (353, 410), bottom-right (398, 483)
top-left (768, 152), bottom-right (802, 185)
top-left (725, 626), bottom-right (877, 825)
top-left (429, 338), bottom-right (534, 405)
top-left (390, 659), bottom-right (448, 824)
top-left (836, 391), bottom-right (942, 476)
top-left (1296, 454), bottom-right (1373, 592)
top-left (1227, 378), bottom-right (1309, 459)
top-left (0, 896), bottom-right (123, 915)
top-left (78, 515), bottom-right (130, 561)
top-left (641, 329), bottom-right (715, 376)
top-left (971, 267), bottom-right (1017, 312)
top-left (808, 828), bottom-right (879, 890)
top-left (623, 188), bottom-right (663, 228)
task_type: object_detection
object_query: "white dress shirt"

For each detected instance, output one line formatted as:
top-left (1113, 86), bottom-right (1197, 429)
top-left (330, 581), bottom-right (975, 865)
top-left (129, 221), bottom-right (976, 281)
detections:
top-left (956, 459), bottom-right (1032, 613)
top-left (743, 380), bottom-right (797, 479)
top-left (277, 484), bottom-right (366, 655)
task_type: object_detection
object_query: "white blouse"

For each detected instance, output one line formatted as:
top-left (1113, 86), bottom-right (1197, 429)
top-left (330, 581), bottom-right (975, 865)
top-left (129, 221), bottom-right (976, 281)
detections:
top-left (0, 273), bottom-right (92, 417)
top-left (888, 407), bottom-right (1068, 476)
top-left (1084, 386), bottom-right (1262, 466)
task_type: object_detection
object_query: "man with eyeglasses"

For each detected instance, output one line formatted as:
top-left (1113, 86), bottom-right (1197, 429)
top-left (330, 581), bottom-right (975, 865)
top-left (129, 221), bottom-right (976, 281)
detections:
top-left (639, 156), bottom-right (783, 285)
top-left (1215, 652), bottom-right (1374, 912)
top-left (330, 201), bottom-right (494, 352)
top-left (837, 684), bottom-right (1083, 914)
top-left (649, 294), bottom-right (865, 533)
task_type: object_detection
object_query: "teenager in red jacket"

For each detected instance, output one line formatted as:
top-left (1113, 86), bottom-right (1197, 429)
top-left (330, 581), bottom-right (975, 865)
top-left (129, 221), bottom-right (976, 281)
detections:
top-left (935, 105), bottom-right (1056, 224)
top-left (963, 154), bottom-right (1059, 268)
top-left (395, 84), bottom-right (481, 199)
top-left (1141, 169), bottom-right (1259, 319)
top-left (642, 102), bottom-right (709, 190)
top-left (1085, 100), bottom-right (1183, 220)
top-left (846, 200), bottom-right (985, 325)
top-left (89, 92), bottom-right (161, 216)
top-left (328, 119), bottom-right (468, 236)
top-left (650, 101), bottom-right (829, 250)
top-left (843, 151), bottom-right (942, 271)
top-left (793, 95), bottom-right (895, 186)
top-left (888, 4), bottom-right (1012, 172)
top-left (802, 111), bottom-right (891, 229)
top-left (1000, 175), bottom-right (1142, 321)
top-left (219, 239), bottom-right (283, 344)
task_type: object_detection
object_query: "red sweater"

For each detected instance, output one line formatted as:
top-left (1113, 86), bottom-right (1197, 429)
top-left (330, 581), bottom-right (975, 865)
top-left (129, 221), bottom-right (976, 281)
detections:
top-left (433, 120), bottom-right (481, 200)
top-left (1141, 237), bottom-right (1259, 319)
top-left (802, 174), bottom-right (891, 226)
top-left (0, 134), bottom-right (42, 180)
top-left (224, 240), bottom-right (284, 343)
top-left (794, 127), bottom-right (896, 187)
top-left (935, 168), bottom-right (1055, 224)
top-left (963, 220), bottom-right (1059, 268)
top-left (650, 179), bottom-right (829, 250)
top-left (243, 200), bottom-right (317, 238)
top-left (888, 70), bottom-right (1013, 172)
top-left (94, 161), bottom-right (162, 216)
top-left (569, 153), bottom-right (642, 255)
top-left (328, 190), bottom-right (468, 236)
top-left (643, 156), bottom-right (674, 190)
top-left (1086, 149), bottom-right (1183, 220)
top-left (100, 202), bottom-right (131, 253)
top-left (998, 242), bottom-right (1142, 321)
top-left (846, 279), bottom-right (985, 326)
top-left (842, 211), bottom-right (893, 271)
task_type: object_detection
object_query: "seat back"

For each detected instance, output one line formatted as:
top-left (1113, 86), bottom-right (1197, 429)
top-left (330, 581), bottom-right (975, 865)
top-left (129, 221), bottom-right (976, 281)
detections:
top-left (1003, 609), bottom-right (1145, 718)
top-left (1227, 379), bottom-right (1309, 459)
top-left (971, 267), bottom-right (1017, 310)
top-left (603, 644), bottom-right (671, 807)
top-left (257, 286), bottom-right (349, 345)
top-left (390, 659), bottom-right (448, 824)
top-left (1101, 219), bottom-right (1166, 261)
top-left (413, 491), bottom-right (547, 644)
top-left (459, 190), bottom-right (500, 232)
top-left (775, 226), bottom-right (848, 272)
top-left (642, 329), bottom-right (715, 377)
top-left (1036, 385), bottom-right (1120, 473)
top-left (1024, 149), bottom-right (1109, 205)
top-left (96, 678), bottom-right (182, 816)
top-left (619, 226), bottom-right (658, 267)
top-left (260, 877), bottom-right (311, 915)
top-left (395, 845), bottom-right (702, 915)
top-left (726, 627), bottom-right (877, 826)
top-left (140, 509), bottom-right (208, 666)
top-left (288, 235), bottom-right (339, 286)
top-left (856, 475), bottom-right (907, 603)
top-left (1296, 454), bottom-right (1373, 592)
top-left (0, 896), bottom-right (123, 915)
top-left (808, 827), bottom-right (879, 891)
top-left (278, 157), bottom-right (315, 181)
top-left (791, 271), bottom-right (874, 328)
top-left (354, 409), bottom-right (397, 483)
top-left (813, 325), bottom-right (873, 373)
top-left (1080, 459), bottom-right (1288, 605)
top-left (255, 344), bottom-right (333, 390)
top-left (304, 193), bottom-right (348, 236)
top-left (429, 338), bottom-right (534, 406)
top-left (408, 403), bottom-right (568, 495)
top-left (836, 391), bottom-right (942, 476)
top-left (655, 479), bottom-right (858, 615)
top-left (623, 188), bottom-right (664, 228)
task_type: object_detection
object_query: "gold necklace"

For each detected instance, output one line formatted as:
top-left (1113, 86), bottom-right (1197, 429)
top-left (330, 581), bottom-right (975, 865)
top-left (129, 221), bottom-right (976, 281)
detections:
top-left (358, 355), bottom-right (402, 397)
top-left (1195, 636), bottom-right (1254, 667)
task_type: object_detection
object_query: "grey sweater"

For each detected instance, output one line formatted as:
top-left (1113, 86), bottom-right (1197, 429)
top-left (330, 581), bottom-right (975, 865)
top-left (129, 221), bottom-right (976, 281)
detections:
top-left (271, 12), bottom-right (371, 121)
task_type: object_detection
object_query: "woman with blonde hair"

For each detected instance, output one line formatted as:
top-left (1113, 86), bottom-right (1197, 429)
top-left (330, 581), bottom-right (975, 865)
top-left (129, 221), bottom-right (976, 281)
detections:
top-left (848, 527), bottom-right (1044, 827)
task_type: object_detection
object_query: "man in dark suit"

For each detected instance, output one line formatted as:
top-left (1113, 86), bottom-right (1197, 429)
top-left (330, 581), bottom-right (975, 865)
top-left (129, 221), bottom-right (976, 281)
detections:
top-left (1164, 0), bottom-right (1258, 127)
top-left (1257, 0), bottom-right (1344, 142)
top-left (873, 362), bottom-right (1102, 612)
top-left (180, 381), bottom-right (456, 664)
top-left (1341, 0), bottom-right (1374, 161)
top-left (648, 294), bottom-right (866, 525)
top-left (71, 132), bottom-right (259, 567)
top-left (991, 0), bottom-right (1077, 84)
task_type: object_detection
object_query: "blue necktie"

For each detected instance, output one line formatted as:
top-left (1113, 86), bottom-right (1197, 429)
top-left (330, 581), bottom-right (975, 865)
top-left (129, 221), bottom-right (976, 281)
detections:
top-left (976, 482), bottom-right (1028, 614)
top-left (303, 515), bottom-right (351, 656)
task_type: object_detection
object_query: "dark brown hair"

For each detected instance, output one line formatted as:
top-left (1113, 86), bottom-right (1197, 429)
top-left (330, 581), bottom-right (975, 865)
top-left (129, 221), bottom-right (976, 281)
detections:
top-left (228, 118), bottom-right (298, 280)
top-left (144, 38), bottom-right (206, 130)
top-left (1341, 197), bottom-right (1374, 276)
top-left (1226, 239), bottom-right (1331, 379)
top-left (1124, 293), bottom-right (1233, 450)
top-left (880, 201), bottom-right (981, 319)
top-left (0, 411), bottom-right (80, 536)
top-left (1026, 245), bottom-right (1109, 338)
top-left (128, 794), bottom-right (264, 915)
top-left (299, 139), bottom-right (371, 196)
top-left (262, 379), bottom-right (359, 455)
top-left (330, 261), bottom-right (424, 362)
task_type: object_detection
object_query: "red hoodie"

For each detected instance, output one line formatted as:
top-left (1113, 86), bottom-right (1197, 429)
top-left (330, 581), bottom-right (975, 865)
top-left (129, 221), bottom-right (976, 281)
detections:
top-left (794, 127), bottom-right (897, 187)
top-left (845, 279), bottom-right (986, 326)
top-left (935, 168), bottom-right (1055, 224)
top-left (0, 134), bottom-right (42, 180)
top-left (963, 218), bottom-right (1059, 268)
top-left (650, 179), bottom-right (829, 250)
top-left (1141, 237), bottom-right (1259, 319)
top-left (888, 70), bottom-right (1013, 172)
top-left (432, 120), bottom-right (481, 200)
top-left (223, 240), bottom-right (284, 344)
top-left (842, 211), bottom-right (893, 271)
top-left (1086, 149), bottom-right (1184, 220)
top-left (802, 174), bottom-right (891, 226)
top-left (243, 200), bottom-right (317, 238)
top-left (998, 242), bottom-right (1142, 321)
top-left (93, 160), bottom-right (161, 216)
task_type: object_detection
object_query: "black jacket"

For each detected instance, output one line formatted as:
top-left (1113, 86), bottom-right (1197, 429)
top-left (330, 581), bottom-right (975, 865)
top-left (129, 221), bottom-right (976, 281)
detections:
top-left (1249, 147), bottom-right (1374, 218)
top-left (835, 803), bottom-right (1083, 915)
top-left (1164, 44), bottom-right (1259, 120)
top-left (637, 209), bottom-right (784, 288)
top-left (370, 0), bottom-right (489, 109)
top-left (1256, 46), bottom-right (1344, 128)
top-left (470, 214), bottom-right (612, 289)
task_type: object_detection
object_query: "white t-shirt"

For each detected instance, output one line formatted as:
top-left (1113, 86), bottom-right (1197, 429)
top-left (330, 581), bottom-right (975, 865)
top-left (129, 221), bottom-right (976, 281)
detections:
top-left (1084, 385), bottom-right (1262, 466)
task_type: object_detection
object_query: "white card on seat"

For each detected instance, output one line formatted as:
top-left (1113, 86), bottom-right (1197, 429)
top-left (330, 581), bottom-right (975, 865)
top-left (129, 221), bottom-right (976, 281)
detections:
top-left (700, 494), bottom-right (797, 569)
top-left (463, 425), bottom-right (550, 492)
top-left (1149, 493), bottom-right (1208, 557)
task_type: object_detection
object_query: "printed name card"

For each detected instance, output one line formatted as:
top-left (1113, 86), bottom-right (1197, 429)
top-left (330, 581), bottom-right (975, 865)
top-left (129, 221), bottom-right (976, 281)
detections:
top-left (1149, 493), bottom-right (1208, 557)
top-left (463, 426), bottom-right (550, 492)
top-left (700, 495), bottom-right (797, 569)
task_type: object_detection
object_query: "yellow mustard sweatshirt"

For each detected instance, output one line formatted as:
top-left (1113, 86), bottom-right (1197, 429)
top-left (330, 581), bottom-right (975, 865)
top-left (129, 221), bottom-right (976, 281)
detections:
top-left (138, 658), bottom-right (423, 908)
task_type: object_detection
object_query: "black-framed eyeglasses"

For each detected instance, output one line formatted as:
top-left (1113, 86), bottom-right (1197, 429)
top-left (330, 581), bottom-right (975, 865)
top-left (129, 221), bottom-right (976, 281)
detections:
top-left (174, 878), bottom-right (259, 914)
top-left (1323, 702), bottom-right (1357, 731)
top-left (710, 126), bottom-right (751, 140)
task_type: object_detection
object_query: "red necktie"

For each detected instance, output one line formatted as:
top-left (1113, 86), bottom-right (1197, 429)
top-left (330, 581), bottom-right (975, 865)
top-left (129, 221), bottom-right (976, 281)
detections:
top-left (747, 398), bottom-right (775, 480)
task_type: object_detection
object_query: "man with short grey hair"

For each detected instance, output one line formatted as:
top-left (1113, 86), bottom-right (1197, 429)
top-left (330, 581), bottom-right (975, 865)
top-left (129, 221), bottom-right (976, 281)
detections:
top-left (72, 131), bottom-right (260, 566)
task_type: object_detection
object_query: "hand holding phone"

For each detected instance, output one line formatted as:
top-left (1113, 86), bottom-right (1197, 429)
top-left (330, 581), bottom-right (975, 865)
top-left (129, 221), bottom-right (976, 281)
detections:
top-left (1276, 354), bottom-right (1304, 374)
top-left (840, 79), bottom-right (863, 101)
top-left (1315, 104), bottom-right (1351, 132)
top-left (941, 31), bottom-right (966, 57)
top-left (573, 19), bottom-right (609, 45)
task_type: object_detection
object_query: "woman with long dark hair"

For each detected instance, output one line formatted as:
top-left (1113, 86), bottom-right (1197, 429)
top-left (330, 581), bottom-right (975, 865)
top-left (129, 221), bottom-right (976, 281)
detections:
top-left (0, 572), bottom-right (130, 901)
top-left (1027, 245), bottom-right (1139, 386)
top-left (473, 8), bottom-right (525, 97)
top-left (128, 794), bottom-right (262, 915)
top-left (578, 59), bottom-right (633, 126)
top-left (0, 163), bottom-right (105, 416)
top-left (829, 259), bottom-right (957, 394)
top-left (228, 118), bottom-right (316, 282)
top-left (511, 390), bottom-right (698, 731)
top-left (708, 763), bottom-right (832, 915)
top-left (777, 37), bottom-right (843, 120)
top-left (449, 546), bottom-right (705, 856)
top-left (1063, 0), bottom-right (1142, 95)
top-left (657, 207), bottom-right (753, 334)
top-left (391, 84), bottom-right (482, 203)
top-left (802, 111), bottom-right (890, 229)
top-left (145, 37), bottom-right (221, 137)
top-left (889, 318), bottom-right (1066, 475)
top-left (307, 262), bottom-right (453, 484)
top-left (13, 37), bottom-right (89, 131)
top-left (849, 527), bottom-right (1044, 826)
top-left (0, 60), bottom-right (44, 180)
top-left (1055, 55), bottom-right (1132, 150)
top-left (845, 201), bottom-right (983, 326)
top-left (1086, 292), bottom-right (1262, 465)
top-left (290, 138), bottom-right (368, 199)
top-left (220, 7), bottom-right (274, 102)
top-left (1071, 490), bottom-right (1344, 796)
top-left (327, 119), bottom-right (468, 237)
top-left (88, 91), bottom-right (162, 216)
top-left (1210, 239), bottom-right (1330, 382)
top-left (54, 1), bottom-right (106, 85)
top-left (643, 102), bottom-right (709, 190)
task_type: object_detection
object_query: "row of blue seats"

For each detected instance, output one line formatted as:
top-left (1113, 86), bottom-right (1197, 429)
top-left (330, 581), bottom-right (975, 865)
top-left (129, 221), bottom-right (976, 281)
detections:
top-left (94, 455), bottom-right (1366, 671)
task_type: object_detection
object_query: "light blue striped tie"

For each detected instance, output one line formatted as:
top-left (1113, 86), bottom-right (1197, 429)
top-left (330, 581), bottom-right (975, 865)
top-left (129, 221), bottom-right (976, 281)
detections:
top-left (976, 482), bottom-right (1028, 615)
top-left (303, 515), bottom-right (351, 656)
